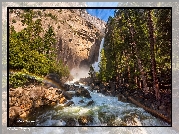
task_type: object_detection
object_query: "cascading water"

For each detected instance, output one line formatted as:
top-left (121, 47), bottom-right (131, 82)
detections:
top-left (31, 83), bottom-right (169, 127)
top-left (92, 38), bottom-right (104, 72)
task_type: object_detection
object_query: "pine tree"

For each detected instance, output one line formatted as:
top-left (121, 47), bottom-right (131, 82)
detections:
top-left (99, 49), bottom-right (107, 82)
top-left (147, 9), bottom-right (160, 100)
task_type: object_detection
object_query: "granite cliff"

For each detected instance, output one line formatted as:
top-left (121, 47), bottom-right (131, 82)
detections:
top-left (9, 9), bottom-right (106, 71)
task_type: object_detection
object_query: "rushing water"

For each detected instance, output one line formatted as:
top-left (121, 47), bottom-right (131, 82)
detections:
top-left (32, 83), bottom-right (169, 127)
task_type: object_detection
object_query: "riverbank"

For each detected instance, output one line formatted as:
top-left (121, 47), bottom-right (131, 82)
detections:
top-left (80, 79), bottom-right (171, 125)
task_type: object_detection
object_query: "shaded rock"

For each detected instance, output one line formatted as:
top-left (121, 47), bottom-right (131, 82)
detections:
top-left (118, 94), bottom-right (127, 103)
top-left (64, 101), bottom-right (74, 107)
top-left (63, 91), bottom-right (74, 100)
top-left (101, 87), bottom-right (107, 94)
top-left (93, 85), bottom-right (99, 90)
top-left (86, 100), bottom-right (94, 106)
top-left (75, 87), bottom-right (91, 98)
top-left (64, 84), bottom-right (70, 91)
top-left (90, 83), bottom-right (95, 89)
top-left (65, 118), bottom-right (76, 126)
top-left (78, 115), bottom-right (93, 125)
top-left (74, 81), bottom-right (80, 85)
top-left (9, 106), bottom-right (21, 126)
top-left (79, 100), bottom-right (84, 103)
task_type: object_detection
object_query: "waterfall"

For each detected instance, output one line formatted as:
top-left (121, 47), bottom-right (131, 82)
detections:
top-left (92, 38), bottom-right (104, 72)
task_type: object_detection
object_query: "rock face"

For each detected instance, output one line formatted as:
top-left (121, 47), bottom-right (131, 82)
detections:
top-left (9, 9), bottom-right (106, 70)
top-left (9, 86), bottom-right (67, 126)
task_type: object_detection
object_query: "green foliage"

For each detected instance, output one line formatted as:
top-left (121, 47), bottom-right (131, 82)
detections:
top-left (10, 9), bottom-right (14, 13)
top-left (88, 65), bottom-right (95, 78)
top-left (49, 60), bottom-right (70, 78)
top-left (45, 13), bottom-right (58, 21)
top-left (37, 10), bottom-right (42, 17)
top-left (9, 9), bottom-right (69, 88)
top-left (9, 72), bottom-right (29, 88)
top-left (12, 19), bottom-right (16, 23)
top-left (98, 49), bottom-right (107, 82)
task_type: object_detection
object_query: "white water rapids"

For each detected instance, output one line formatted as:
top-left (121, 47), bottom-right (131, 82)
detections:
top-left (34, 83), bottom-right (169, 127)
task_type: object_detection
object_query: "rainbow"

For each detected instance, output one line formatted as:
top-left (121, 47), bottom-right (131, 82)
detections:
top-left (9, 69), bottom-right (64, 89)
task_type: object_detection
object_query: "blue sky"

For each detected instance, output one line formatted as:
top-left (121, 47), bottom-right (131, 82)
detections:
top-left (86, 2), bottom-right (119, 22)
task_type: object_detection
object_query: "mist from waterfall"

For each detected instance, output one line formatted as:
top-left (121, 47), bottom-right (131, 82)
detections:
top-left (68, 67), bottom-right (90, 84)
top-left (92, 38), bottom-right (104, 72)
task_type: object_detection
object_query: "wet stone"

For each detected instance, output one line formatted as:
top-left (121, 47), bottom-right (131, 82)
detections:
top-left (65, 118), bottom-right (76, 126)
top-left (64, 101), bottom-right (74, 107)
top-left (86, 100), bottom-right (94, 106)
top-left (78, 115), bottom-right (93, 125)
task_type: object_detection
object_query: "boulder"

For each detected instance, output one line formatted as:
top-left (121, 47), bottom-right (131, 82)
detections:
top-left (93, 85), bottom-right (99, 90)
top-left (101, 87), bottom-right (107, 94)
top-left (78, 115), bottom-right (93, 125)
top-left (86, 100), bottom-right (94, 106)
top-left (79, 100), bottom-right (84, 103)
top-left (75, 87), bottom-right (91, 99)
top-left (9, 106), bottom-right (21, 126)
top-left (64, 101), bottom-right (74, 107)
top-left (65, 118), bottom-right (76, 126)
top-left (74, 81), bottom-right (80, 85)
top-left (59, 97), bottom-right (67, 104)
top-left (62, 91), bottom-right (73, 100)
top-left (118, 94), bottom-right (127, 103)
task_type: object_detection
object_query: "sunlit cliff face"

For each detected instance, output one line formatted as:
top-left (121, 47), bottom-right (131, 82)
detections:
top-left (9, 9), bottom-right (105, 70)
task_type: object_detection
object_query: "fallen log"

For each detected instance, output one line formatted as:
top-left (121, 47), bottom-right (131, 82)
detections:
top-left (128, 96), bottom-right (171, 125)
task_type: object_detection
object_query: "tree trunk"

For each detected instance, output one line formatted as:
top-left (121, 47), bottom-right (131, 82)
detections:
top-left (147, 10), bottom-right (160, 100)
top-left (127, 65), bottom-right (130, 84)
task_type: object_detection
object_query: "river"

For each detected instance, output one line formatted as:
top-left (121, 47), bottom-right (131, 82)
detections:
top-left (30, 82), bottom-right (169, 127)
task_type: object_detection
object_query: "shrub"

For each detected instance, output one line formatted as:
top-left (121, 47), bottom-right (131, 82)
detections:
top-left (12, 19), bottom-right (16, 23)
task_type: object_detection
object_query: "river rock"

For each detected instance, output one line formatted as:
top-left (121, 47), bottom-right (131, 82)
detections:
top-left (63, 91), bottom-right (73, 100)
top-left (74, 81), bottom-right (80, 85)
top-left (75, 87), bottom-right (91, 98)
top-left (9, 106), bottom-right (21, 126)
top-left (59, 97), bottom-right (67, 104)
top-left (86, 100), bottom-right (94, 106)
top-left (64, 101), bottom-right (74, 107)
top-left (118, 94), bottom-right (127, 103)
top-left (90, 83), bottom-right (95, 89)
top-left (65, 118), bottom-right (76, 126)
top-left (101, 87), bottom-right (107, 94)
top-left (9, 85), bottom-right (68, 126)
top-left (78, 115), bottom-right (93, 125)
top-left (79, 100), bottom-right (84, 103)
top-left (93, 85), bottom-right (99, 90)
